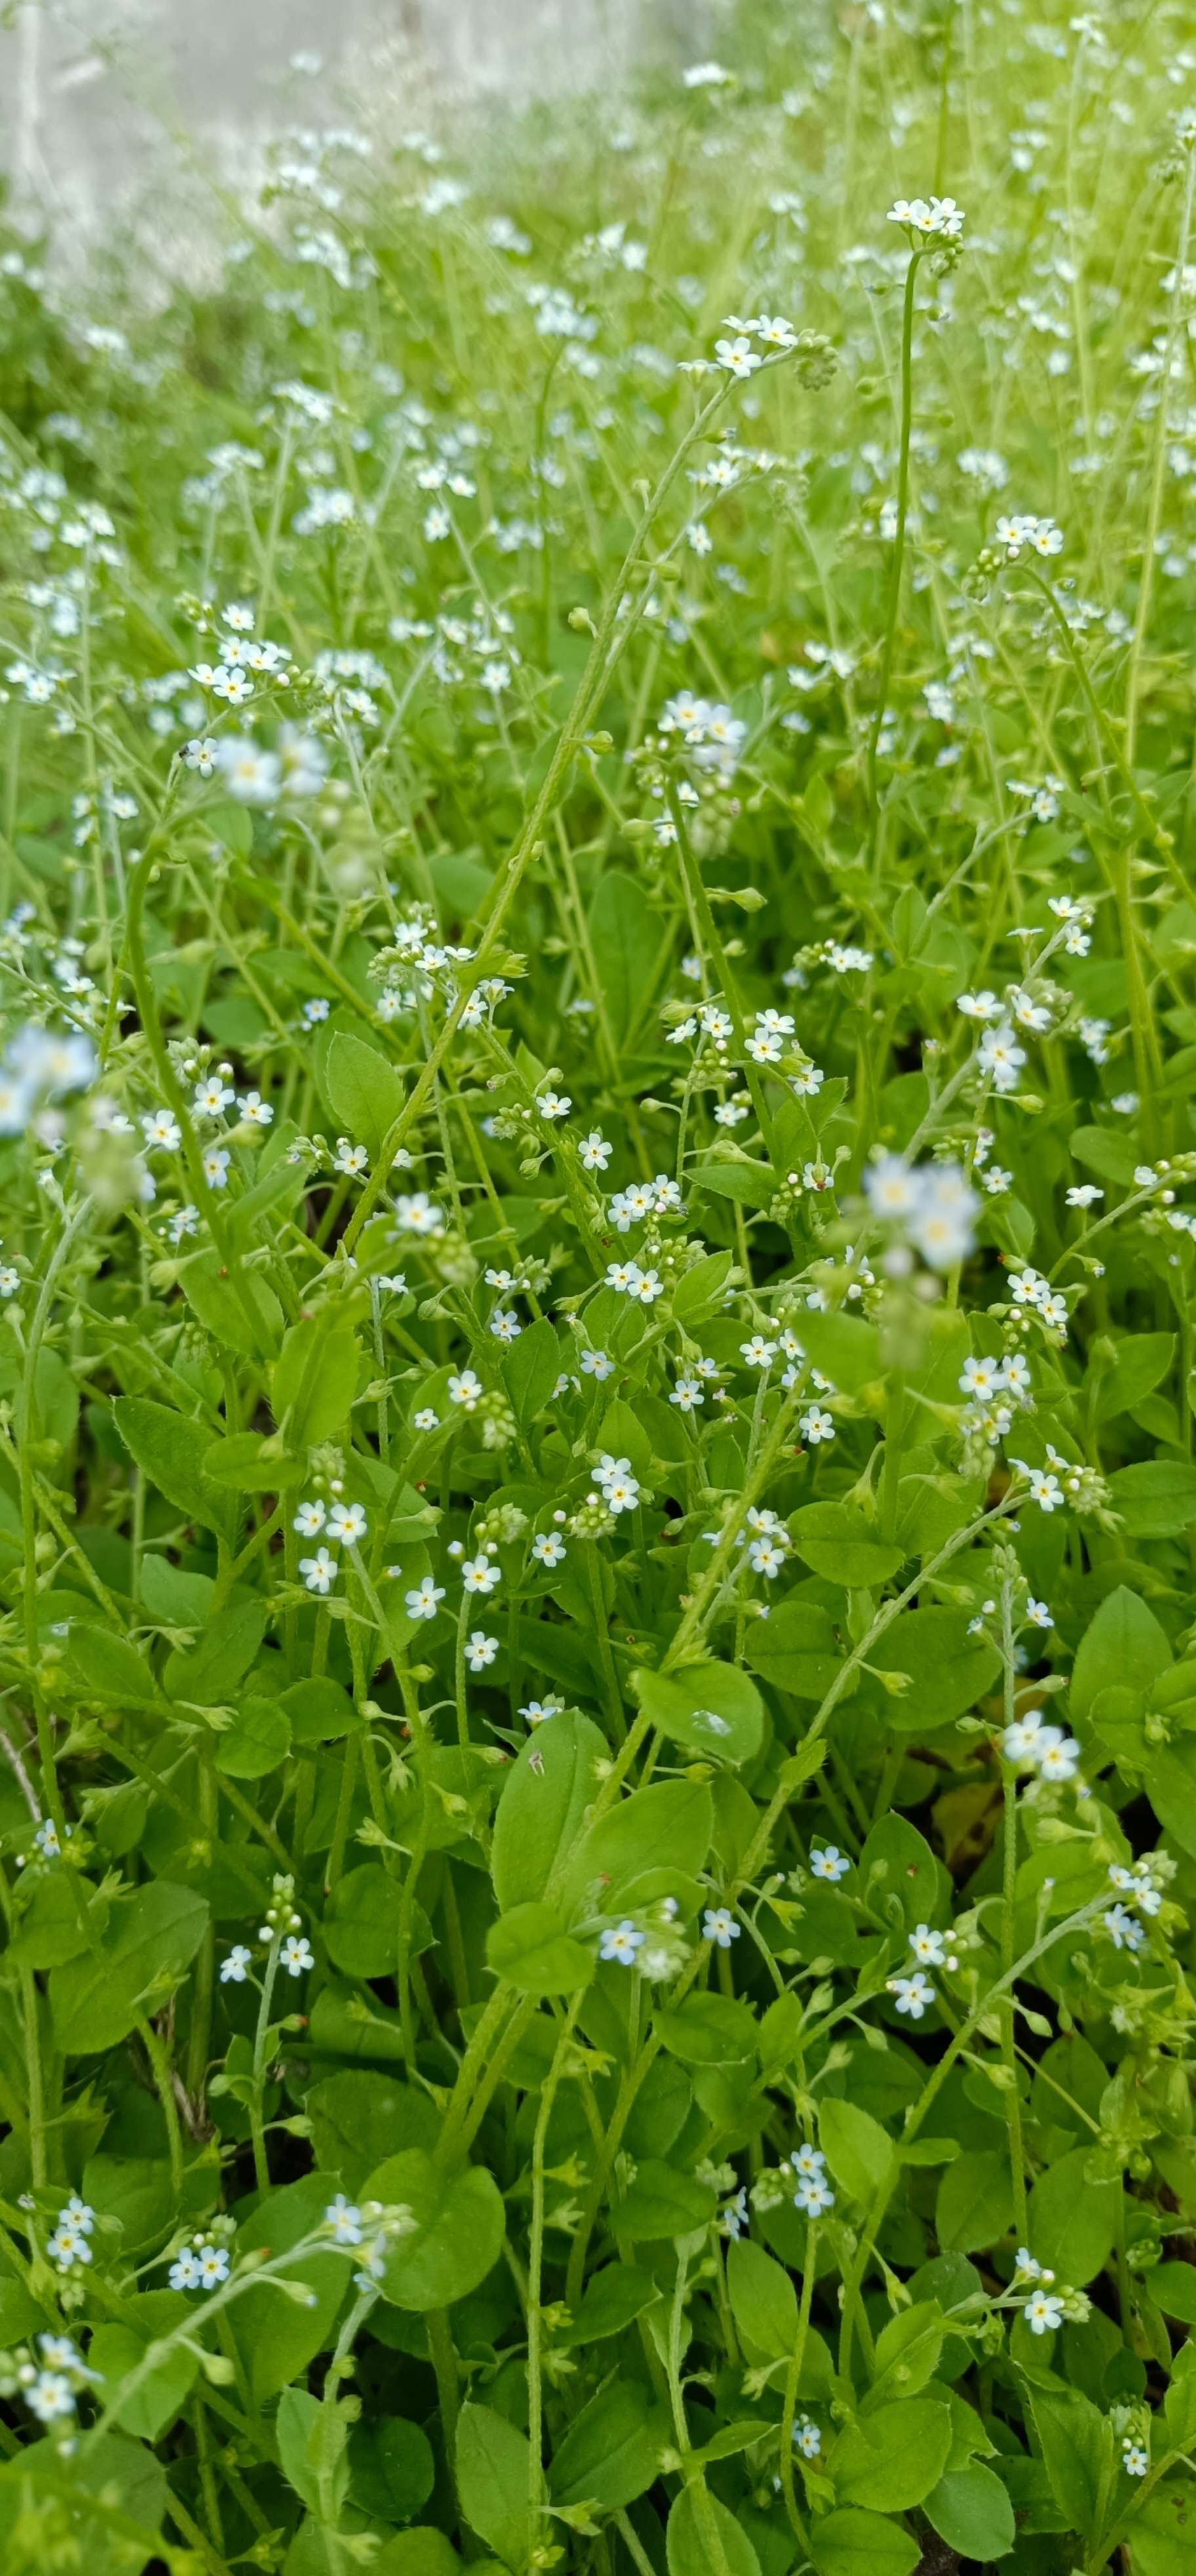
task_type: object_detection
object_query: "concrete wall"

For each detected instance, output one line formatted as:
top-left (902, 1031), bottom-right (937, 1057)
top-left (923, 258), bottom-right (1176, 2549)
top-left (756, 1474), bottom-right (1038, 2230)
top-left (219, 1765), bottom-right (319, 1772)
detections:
top-left (1, 1), bottom-right (720, 264)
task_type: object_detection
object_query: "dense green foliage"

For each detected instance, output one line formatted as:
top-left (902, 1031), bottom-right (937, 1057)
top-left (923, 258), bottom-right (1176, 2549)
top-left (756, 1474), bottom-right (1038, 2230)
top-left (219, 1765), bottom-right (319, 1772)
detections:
top-left (5, 6), bottom-right (1196, 2571)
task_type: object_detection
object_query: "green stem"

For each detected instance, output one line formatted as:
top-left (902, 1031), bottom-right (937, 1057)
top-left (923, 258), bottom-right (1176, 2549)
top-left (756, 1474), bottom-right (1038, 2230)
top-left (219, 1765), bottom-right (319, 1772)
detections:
top-left (867, 246), bottom-right (921, 849)
top-left (778, 2223), bottom-right (818, 2548)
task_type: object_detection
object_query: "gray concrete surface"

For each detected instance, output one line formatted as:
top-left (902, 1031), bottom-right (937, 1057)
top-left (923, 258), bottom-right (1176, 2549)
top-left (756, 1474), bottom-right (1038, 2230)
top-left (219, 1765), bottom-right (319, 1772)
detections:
top-left (1, 1), bottom-right (718, 270)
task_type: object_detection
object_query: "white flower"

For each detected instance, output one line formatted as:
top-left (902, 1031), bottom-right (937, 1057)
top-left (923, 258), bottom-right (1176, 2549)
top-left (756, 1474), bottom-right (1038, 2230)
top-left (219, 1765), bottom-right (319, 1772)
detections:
top-left (600, 1919), bottom-right (646, 1964)
top-left (326, 2195), bottom-right (365, 2245)
top-left (1104, 1904), bottom-right (1146, 1952)
top-left (671, 1375), bottom-right (706, 1411)
top-left (810, 1846), bottom-right (850, 1881)
top-left (327, 1500), bottom-right (367, 1546)
top-left (520, 1697), bottom-right (565, 1725)
top-left (300, 1547), bottom-right (338, 1594)
top-left (791, 2144), bottom-right (827, 2179)
top-left (740, 1335), bottom-right (776, 1367)
top-left (194, 1075), bottom-right (235, 1117)
top-left (142, 1108), bottom-right (182, 1150)
top-left (412, 1408), bottom-right (440, 1432)
top-left (800, 1405), bottom-right (836, 1444)
top-left (538, 1091), bottom-right (571, 1120)
top-left (1003, 1711), bottom-right (1046, 1762)
top-left (280, 1935), bottom-right (314, 1977)
top-left (1025, 2289), bottom-right (1064, 2334)
top-left (793, 2173), bottom-right (835, 2215)
top-left (406, 1576), bottom-right (445, 1620)
top-left (393, 1192), bottom-right (445, 1236)
top-left (489, 1308), bottom-right (522, 1344)
top-left (202, 1148), bottom-right (231, 1188)
top-left (237, 1091), bottom-right (273, 1127)
top-left (532, 1531), bottom-right (567, 1566)
top-left (333, 1138), bottom-right (369, 1177)
top-left (887, 194), bottom-right (967, 240)
top-left (1123, 2442), bottom-right (1149, 2477)
top-left (579, 1131), bottom-right (612, 1169)
top-left (959, 1355), bottom-right (1006, 1401)
top-left (715, 334), bottom-right (762, 379)
top-left (909, 1923), bottom-right (947, 1965)
top-left (448, 1370), bottom-right (484, 1410)
top-left (462, 1554), bottom-right (501, 1594)
top-left (1036, 1727), bottom-right (1081, 1783)
top-left (580, 1348), bottom-right (614, 1380)
top-left (704, 1907), bottom-right (741, 1948)
top-left (220, 1945), bottom-right (253, 1984)
top-left (890, 1970), bottom-right (936, 2019)
top-left (184, 736), bottom-right (219, 775)
top-left (294, 1498), bottom-right (327, 1537)
top-left (466, 1630), bottom-right (500, 1672)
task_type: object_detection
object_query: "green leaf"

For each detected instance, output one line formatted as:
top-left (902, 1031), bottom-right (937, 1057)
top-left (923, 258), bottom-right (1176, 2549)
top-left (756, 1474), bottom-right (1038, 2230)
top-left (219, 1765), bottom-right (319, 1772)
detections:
top-left (632, 1657), bottom-right (764, 1764)
top-left (1071, 1586), bottom-right (1172, 1723)
top-left (867, 1609), bottom-right (1001, 1730)
top-left (611, 2157), bottom-right (717, 2238)
top-left (89, 2293), bottom-right (199, 2440)
top-left (588, 870), bottom-right (658, 1047)
top-left (1028, 2146), bottom-right (1119, 2285)
top-left (1069, 1125), bottom-right (1140, 1185)
top-left (277, 2388), bottom-right (330, 2520)
top-left (282, 1677), bottom-right (362, 1743)
top-left (727, 2238), bottom-right (797, 2361)
top-left (1128, 2483), bottom-right (1196, 2573)
top-left (1146, 1741), bottom-right (1196, 1860)
top-left (500, 1316), bottom-right (561, 1427)
top-left (308, 2073), bottom-right (440, 2196)
top-left (694, 1158), bottom-right (776, 1208)
top-left (558, 1778), bottom-right (713, 1921)
top-left (229, 2175), bottom-right (353, 2406)
top-left (324, 1864), bottom-right (407, 1977)
top-left (201, 1430), bottom-right (303, 1490)
top-left (112, 1397), bottom-right (238, 1545)
top-left (559, 2264), bottom-right (660, 2346)
top-left (212, 1695), bottom-right (292, 1778)
top-left (456, 2402), bottom-right (531, 2572)
top-left (789, 1504), bottom-right (904, 1588)
top-left (138, 1557), bottom-right (214, 1626)
top-left (1151, 2264), bottom-right (1196, 2325)
top-left (794, 1310), bottom-right (882, 1395)
top-left (598, 1393), bottom-right (654, 1479)
top-left (273, 1313), bottom-right (362, 1449)
top-left (829, 2399), bottom-right (952, 2510)
top-left (548, 2380), bottom-right (669, 2509)
top-left (819, 2099), bottom-right (892, 2204)
top-left (671, 1250), bottom-right (734, 1326)
top-left (666, 2484), bottom-right (761, 2576)
top-left (1025, 2382), bottom-right (1110, 2545)
top-left (936, 2149), bottom-right (1016, 2255)
top-left (654, 1992), bottom-right (758, 2066)
top-left (325, 1030), bottom-right (407, 1158)
top-left (9, 1871), bottom-right (109, 1970)
top-left (924, 2465), bottom-right (1015, 2560)
top-left (858, 1813), bottom-right (947, 1927)
top-left (180, 1252), bottom-right (283, 1363)
top-left (492, 1712), bottom-right (609, 1912)
top-left (366, 2150), bottom-right (506, 2310)
top-left (50, 1880), bottom-right (209, 2054)
top-left (347, 2414), bottom-right (435, 2524)
top-left (66, 1623), bottom-right (157, 1707)
top-left (864, 2303), bottom-right (946, 2408)
top-left (746, 1598), bottom-right (844, 1700)
top-left (372, 2537), bottom-right (462, 2576)
top-left (808, 2507), bottom-right (920, 2576)
top-left (165, 1595), bottom-right (268, 1705)
top-left (1106, 1460), bottom-right (1196, 1538)
top-left (1095, 1333), bottom-right (1176, 1422)
top-left (485, 1900), bottom-right (595, 1994)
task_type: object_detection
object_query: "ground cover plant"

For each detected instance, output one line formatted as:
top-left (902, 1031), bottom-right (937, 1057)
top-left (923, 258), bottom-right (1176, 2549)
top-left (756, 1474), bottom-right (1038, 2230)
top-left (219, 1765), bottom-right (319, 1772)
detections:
top-left (5, 3), bottom-right (1196, 2569)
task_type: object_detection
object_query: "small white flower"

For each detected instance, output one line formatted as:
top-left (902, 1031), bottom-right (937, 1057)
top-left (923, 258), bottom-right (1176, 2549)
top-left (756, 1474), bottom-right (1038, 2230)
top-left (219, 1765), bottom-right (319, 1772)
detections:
top-left (579, 1130), bottom-right (612, 1169)
top-left (448, 1369), bottom-right (484, 1410)
top-left (810, 1846), bottom-right (850, 1881)
top-left (793, 2173), bottom-right (835, 2215)
top-left (220, 1944), bottom-right (253, 1984)
top-left (799, 1405), bottom-right (836, 1444)
top-left (407, 1575), bottom-right (446, 1620)
top-left (462, 1554), bottom-right (501, 1595)
top-left (909, 1923), bottom-right (947, 1966)
top-left (1025, 2289), bottom-right (1064, 2334)
top-left (1123, 2442), bottom-right (1149, 2478)
top-left (740, 1334), bottom-right (776, 1368)
top-left (328, 1500), bottom-right (368, 1546)
top-left (532, 1531), bottom-right (567, 1566)
top-left (326, 2195), bottom-right (365, 2245)
top-left (293, 1499), bottom-right (327, 1537)
top-left (466, 1630), bottom-right (500, 1672)
top-left (704, 1906), bottom-right (741, 1948)
top-left (889, 1970), bottom-right (936, 2019)
top-left (600, 1919), bottom-right (646, 1964)
top-left (300, 1546), bottom-right (338, 1594)
top-left (489, 1308), bottom-right (523, 1344)
top-left (280, 1934), bottom-right (314, 1977)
